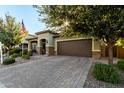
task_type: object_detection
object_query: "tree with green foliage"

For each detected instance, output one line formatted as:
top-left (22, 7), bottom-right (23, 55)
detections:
top-left (0, 14), bottom-right (23, 56)
top-left (34, 5), bottom-right (90, 35)
top-left (34, 5), bottom-right (124, 64)
top-left (87, 6), bottom-right (124, 64)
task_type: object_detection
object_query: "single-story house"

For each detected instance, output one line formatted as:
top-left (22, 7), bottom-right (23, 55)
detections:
top-left (27, 30), bottom-right (124, 59)
top-left (19, 34), bottom-right (37, 50)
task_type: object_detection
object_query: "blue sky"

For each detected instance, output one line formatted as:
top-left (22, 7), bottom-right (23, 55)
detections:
top-left (0, 5), bottom-right (46, 35)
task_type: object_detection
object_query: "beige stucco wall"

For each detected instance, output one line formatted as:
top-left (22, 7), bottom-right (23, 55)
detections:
top-left (47, 33), bottom-right (55, 46)
top-left (37, 33), bottom-right (55, 47)
top-left (92, 39), bottom-right (101, 51)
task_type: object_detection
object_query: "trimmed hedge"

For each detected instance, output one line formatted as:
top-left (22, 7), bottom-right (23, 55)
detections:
top-left (3, 58), bottom-right (15, 65)
top-left (22, 54), bottom-right (30, 59)
top-left (117, 60), bottom-right (124, 70)
top-left (93, 63), bottom-right (120, 84)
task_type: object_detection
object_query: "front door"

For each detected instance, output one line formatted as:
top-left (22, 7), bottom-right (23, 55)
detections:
top-left (40, 39), bottom-right (46, 54)
top-left (32, 42), bottom-right (37, 53)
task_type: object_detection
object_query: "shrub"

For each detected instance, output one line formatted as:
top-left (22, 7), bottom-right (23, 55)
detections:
top-left (22, 54), bottom-right (30, 59)
top-left (10, 48), bottom-right (22, 55)
top-left (3, 58), bottom-right (15, 65)
top-left (117, 60), bottom-right (124, 70)
top-left (9, 50), bottom-right (14, 55)
top-left (93, 63), bottom-right (120, 84)
top-left (11, 53), bottom-right (18, 58)
top-left (18, 51), bottom-right (22, 57)
top-left (19, 49), bottom-right (31, 57)
top-left (23, 49), bottom-right (28, 55)
top-left (28, 50), bottom-right (32, 56)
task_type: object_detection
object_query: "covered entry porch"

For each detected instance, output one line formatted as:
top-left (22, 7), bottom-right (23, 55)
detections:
top-left (27, 37), bottom-right (38, 54)
top-left (27, 30), bottom-right (57, 56)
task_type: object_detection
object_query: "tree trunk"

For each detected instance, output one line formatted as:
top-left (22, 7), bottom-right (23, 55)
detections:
top-left (108, 43), bottom-right (113, 64)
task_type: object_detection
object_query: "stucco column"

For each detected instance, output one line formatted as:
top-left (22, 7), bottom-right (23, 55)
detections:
top-left (28, 41), bottom-right (32, 52)
top-left (37, 39), bottom-right (41, 54)
top-left (92, 51), bottom-right (101, 59)
top-left (54, 41), bottom-right (57, 55)
top-left (38, 39), bottom-right (40, 48)
top-left (92, 38), bottom-right (101, 59)
top-left (46, 45), bottom-right (54, 56)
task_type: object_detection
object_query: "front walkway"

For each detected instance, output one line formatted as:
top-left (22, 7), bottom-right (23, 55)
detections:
top-left (0, 56), bottom-right (92, 88)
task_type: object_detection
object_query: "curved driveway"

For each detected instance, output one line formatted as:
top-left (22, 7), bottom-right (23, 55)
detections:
top-left (0, 56), bottom-right (92, 88)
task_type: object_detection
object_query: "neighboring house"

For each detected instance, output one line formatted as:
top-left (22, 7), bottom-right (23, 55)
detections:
top-left (19, 34), bottom-right (37, 50)
top-left (27, 30), bottom-right (124, 59)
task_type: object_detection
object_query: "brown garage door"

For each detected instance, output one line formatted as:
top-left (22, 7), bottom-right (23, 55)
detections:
top-left (57, 39), bottom-right (92, 57)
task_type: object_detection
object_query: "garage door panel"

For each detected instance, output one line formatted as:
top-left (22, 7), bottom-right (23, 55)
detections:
top-left (57, 39), bottom-right (92, 57)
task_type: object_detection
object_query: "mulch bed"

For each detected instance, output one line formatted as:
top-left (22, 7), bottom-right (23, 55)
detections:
top-left (83, 62), bottom-right (124, 88)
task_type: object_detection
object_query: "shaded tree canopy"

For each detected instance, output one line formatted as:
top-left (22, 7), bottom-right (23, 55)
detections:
top-left (34, 5), bottom-right (91, 36)
top-left (88, 6), bottom-right (124, 44)
top-left (34, 5), bottom-right (124, 42)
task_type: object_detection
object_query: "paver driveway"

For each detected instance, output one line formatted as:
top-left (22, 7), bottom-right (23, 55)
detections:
top-left (0, 56), bottom-right (92, 88)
